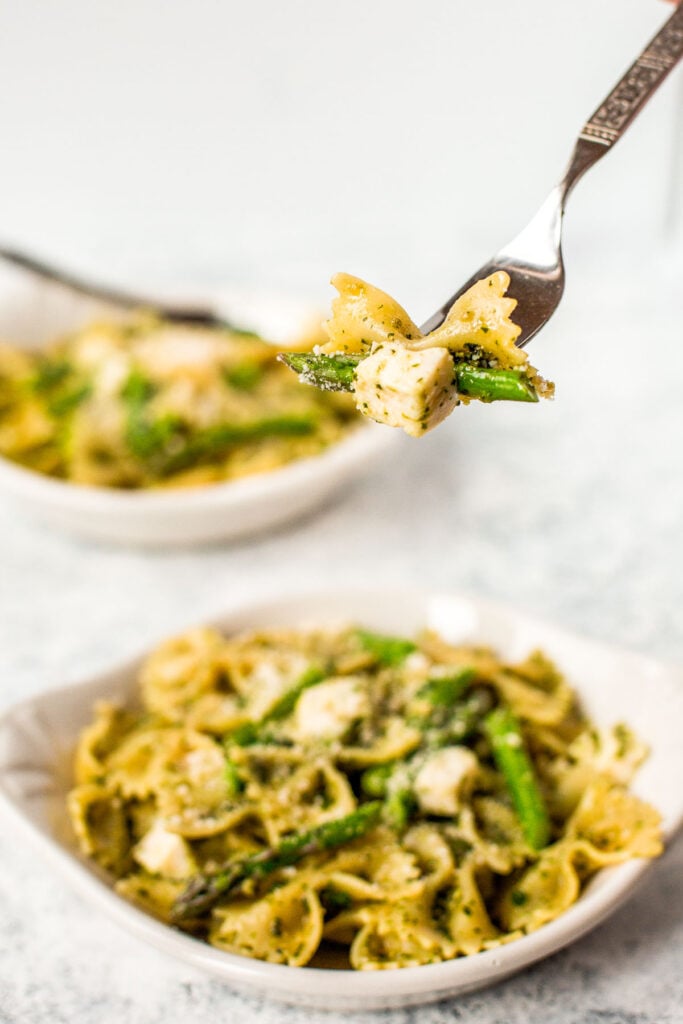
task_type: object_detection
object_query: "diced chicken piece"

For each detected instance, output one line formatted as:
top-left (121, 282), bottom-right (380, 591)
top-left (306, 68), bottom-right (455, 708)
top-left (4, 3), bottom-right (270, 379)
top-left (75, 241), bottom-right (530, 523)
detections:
top-left (69, 330), bottom-right (125, 374)
top-left (294, 676), bottom-right (370, 742)
top-left (133, 819), bottom-right (196, 879)
top-left (414, 747), bottom-right (479, 817)
top-left (353, 344), bottom-right (458, 437)
top-left (92, 350), bottom-right (133, 398)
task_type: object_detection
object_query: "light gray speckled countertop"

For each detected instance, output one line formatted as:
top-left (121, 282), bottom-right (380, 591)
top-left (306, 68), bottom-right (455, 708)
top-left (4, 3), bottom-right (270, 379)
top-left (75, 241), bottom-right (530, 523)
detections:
top-left (0, 261), bottom-right (681, 1024)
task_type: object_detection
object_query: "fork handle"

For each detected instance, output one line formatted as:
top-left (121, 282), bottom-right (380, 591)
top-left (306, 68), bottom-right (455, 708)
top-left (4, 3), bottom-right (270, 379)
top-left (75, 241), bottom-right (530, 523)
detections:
top-left (562, 4), bottom-right (683, 196)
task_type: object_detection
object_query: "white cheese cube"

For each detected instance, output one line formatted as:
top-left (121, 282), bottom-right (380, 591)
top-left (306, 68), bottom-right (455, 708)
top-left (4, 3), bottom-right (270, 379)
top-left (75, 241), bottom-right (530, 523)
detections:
top-left (294, 676), bottom-right (370, 742)
top-left (133, 819), bottom-right (196, 879)
top-left (354, 344), bottom-right (458, 437)
top-left (414, 747), bottom-right (478, 817)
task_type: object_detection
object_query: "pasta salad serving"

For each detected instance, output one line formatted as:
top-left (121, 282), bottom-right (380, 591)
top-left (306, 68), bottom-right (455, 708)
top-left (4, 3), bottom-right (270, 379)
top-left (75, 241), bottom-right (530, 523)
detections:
top-left (281, 272), bottom-right (554, 437)
top-left (68, 623), bottom-right (661, 971)
top-left (0, 315), bottom-right (359, 489)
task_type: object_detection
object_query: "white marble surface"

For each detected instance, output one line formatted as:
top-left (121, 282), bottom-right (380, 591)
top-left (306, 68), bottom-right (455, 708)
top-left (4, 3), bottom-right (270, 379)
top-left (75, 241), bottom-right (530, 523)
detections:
top-left (0, 257), bottom-right (682, 1022)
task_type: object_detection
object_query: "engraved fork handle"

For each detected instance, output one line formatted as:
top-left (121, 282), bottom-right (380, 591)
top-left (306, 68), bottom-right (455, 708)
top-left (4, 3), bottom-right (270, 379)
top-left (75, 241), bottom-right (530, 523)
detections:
top-left (561, 4), bottom-right (683, 200)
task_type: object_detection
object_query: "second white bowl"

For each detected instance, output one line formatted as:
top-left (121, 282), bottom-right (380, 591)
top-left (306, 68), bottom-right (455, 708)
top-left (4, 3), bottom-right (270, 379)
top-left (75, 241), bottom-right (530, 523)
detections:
top-left (0, 267), bottom-right (395, 545)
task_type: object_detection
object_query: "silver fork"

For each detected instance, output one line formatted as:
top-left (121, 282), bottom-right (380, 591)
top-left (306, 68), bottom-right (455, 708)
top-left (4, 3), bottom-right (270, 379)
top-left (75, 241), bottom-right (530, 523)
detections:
top-left (421, 4), bottom-right (683, 342)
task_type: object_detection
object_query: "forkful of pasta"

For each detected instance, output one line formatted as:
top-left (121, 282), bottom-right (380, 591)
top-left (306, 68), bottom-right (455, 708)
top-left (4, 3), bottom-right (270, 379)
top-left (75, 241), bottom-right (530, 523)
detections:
top-left (281, 5), bottom-right (683, 437)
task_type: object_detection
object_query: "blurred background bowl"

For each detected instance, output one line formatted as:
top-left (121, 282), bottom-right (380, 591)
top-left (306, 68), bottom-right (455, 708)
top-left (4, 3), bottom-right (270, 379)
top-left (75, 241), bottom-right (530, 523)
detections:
top-left (0, 264), bottom-right (395, 546)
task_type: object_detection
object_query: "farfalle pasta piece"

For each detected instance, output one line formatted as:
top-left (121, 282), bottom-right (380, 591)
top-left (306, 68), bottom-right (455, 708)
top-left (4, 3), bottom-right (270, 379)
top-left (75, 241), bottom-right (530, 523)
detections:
top-left (74, 701), bottom-right (136, 784)
top-left (321, 274), bottom-right (422, 354)
top-left (115, 873), bottom-right (185, 923)
top-left (498, 846), bottom-right (580, 933)
top-left (254, 761), bottom-right (357, 839)
top-left (415, 271), bottom-right (525, 367)
top-left (449, 860), bottom-right (500, 954)
top-left (140, 628), bottom-right (230, 722)
top-left (67, 784), bottom-right (130, 873)
top-left (547, 725), bottom-right (650, 819)
top-left (403, 824), bottom-right (455, 892)
top-left (348, 896), bottom-right (456, 970)
top-left (321, 827), bottom-right (423, 901)
top-left (210, 880), bottom-right (323, 966)
top-left (566, 775), bottom-right (662, 863)
top-left (336, 716), bottom-right (422, 767)
top-left (156, 730), bottom-right (241, 838)
top-left (106, 727), bottom-right (184, 799)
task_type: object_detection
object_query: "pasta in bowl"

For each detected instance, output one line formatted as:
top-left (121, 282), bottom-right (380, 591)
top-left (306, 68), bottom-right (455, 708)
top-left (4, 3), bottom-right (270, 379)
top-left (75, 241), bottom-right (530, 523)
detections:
top-left (0, 275), bottom-right (393, 544)
top-left (0, 314), bottom-right (359, 489)
top-left (67, 619), bottom-right (662, 972)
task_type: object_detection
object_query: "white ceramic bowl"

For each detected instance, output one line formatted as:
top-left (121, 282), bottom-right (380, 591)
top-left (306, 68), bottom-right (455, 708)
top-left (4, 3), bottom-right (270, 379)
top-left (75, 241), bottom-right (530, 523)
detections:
top-left (0, 587), bottom-right (681, 1011)
top-left (0, 265), bottom-right (394, 545)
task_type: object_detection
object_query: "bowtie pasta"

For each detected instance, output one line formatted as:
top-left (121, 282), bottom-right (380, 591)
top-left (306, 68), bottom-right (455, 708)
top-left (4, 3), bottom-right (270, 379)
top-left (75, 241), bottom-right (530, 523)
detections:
top-left (281, 272), bottom-right (554, 437)
top-left (68, 624), bottom-right (661, 970)
top-left (0, 314), bottom-right (358, 488)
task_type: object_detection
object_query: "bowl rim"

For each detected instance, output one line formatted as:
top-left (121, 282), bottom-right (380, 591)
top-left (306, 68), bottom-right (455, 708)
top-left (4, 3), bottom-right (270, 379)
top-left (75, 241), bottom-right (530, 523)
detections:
top-left (0, 586), bottom-right (680, 1006)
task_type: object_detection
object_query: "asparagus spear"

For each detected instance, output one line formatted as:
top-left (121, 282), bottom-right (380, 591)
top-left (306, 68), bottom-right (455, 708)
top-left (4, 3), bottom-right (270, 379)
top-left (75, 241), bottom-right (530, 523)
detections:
top-left (171, 801), bottom-right (382, 921)
top-left (159, 415), bottom-right (317, 475)
top-left (228, 665), bottom-right (327, 746)
top-left (484, 706), bottom-right (551, 850)
top-left (121, 367), bottom-right (319, 472)
top-left (279, 351), bottom-right (539, 403)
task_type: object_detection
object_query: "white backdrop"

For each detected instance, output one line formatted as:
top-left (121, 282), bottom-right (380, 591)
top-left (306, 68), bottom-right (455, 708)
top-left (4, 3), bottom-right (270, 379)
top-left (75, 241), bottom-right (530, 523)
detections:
top-left (0, 0), bottom-right (680, 310)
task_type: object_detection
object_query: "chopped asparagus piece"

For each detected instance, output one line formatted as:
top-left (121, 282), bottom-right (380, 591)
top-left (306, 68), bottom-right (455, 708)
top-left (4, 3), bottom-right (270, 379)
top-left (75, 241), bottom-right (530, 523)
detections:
top-left (455, 365), bottom-right (538, 403)
top-left (484, 706), bottom-right (551, 849)
top-left (223, 756), bottom-right (244, 797)
top-left (416, 669), bottom-right (475, 708)
top-left (47, 383), bottom-right (92, 417)
top-left (30, 358), bottom-right (73, 393)
top-left (265, 665), bottom-right (328, 723)
top-left (279, 352), bottom-right (360, 392)
top-left (171, 801), bottom-right (382, 921)
top-left (383, 787), bottom-right (416, 830)
top-left (228, 665), bottom-right (327, 746)
top-left (360, 762), bottom-right (394, 797)
top-left (354, 629), bottom-right (417, 666)
top-left (223, 362), bottom-right (263, 390)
